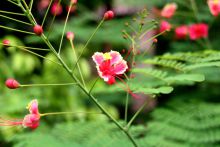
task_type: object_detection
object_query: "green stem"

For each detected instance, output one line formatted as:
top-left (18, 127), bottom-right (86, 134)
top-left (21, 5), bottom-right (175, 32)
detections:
top-left (89, 78), bottom-right (99, 94)
top-left (0, 43), bottom-right (49, 51)
top-left (0, 25), bottom-right (34, 35)
top-left (190, 0), bottom-right (199, 22)
top-left (18, 3), bottom-right (138, 147)
top-left (21, 83), bottom-right (77, 87)
top-left (7, 0), bottom-right (19, 6)
top-left (47, 0), bottom-right (62, 38)
top-left (142, 30), bottom-right (167, 46)
top-left (58, 3), bottom-right (72, 54)
top-left (70, 40), bottom-right (87, 89)
top-left (0, 10), bottom-right (24, 16)
top-left (41, 0), bottom-right (54, 27)
top-left (139, 25), bottom-right (156, 39)
top-left (18, 47), bottom-right (62, 66)
top-left (126, 100), bottom-right (148, 129)
top-left (29, 0), bottom-right (34, 11)
top-left (73, 19), bottom-right (104, 71)
top-left (40, 111), bottom-right (103, 117)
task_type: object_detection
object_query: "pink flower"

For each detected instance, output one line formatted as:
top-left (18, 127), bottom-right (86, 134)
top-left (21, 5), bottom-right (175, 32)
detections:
top-left (51, 2), bottom-right (63, 16)
top-left (66, 32), bottom-right (74, 40)
top-left (92, 51), bottom-right (128, 85)
top-left (175, 25), bottom-right (189, 39)
top-left (159, 20), bottom-right (171, 33)
top-left (207, 0), bottom-right (220, 16)
top-left (189, 23), bottom-right (208, 40)
top-left (161, 3), bottom-right (177, 18)
top-left (0, 99), bottom-right (40, 130)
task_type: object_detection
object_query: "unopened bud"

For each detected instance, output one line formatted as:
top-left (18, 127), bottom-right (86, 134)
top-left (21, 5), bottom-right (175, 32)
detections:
top-left (66, 32), bottom-right (74, 40)
top-left (33, 25), bottom-right (43, 36)
top-left (104, 10), bottom-right (114, 20)
top-left (2, 39), bottom-right (10, 47)
top-left (5, 78), bottom-right (20, 89)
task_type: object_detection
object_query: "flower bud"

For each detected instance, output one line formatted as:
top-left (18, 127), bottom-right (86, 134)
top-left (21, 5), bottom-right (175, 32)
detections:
top-left (103, 10), bottom-right (114, 20)
top-left (5, 78), bottom-right (20, 89)
top-left (66, 32), bottom-right (74, 40)
top-left (33, 25), bottom-right (43, 36)
top-left (71, 0), bottom-right (77, 4)
top-left (2, 39), bottom-right (10, 47)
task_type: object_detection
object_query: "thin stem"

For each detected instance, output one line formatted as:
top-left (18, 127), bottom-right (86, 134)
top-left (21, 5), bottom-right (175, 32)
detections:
top-left (29, 0), bottom-right (34, 11)
top-left (7, 0), bottom-right (19, 6)
top-left (190, 0), bottom-right (199, 22)
top-left (21, 83), bottom-right (78, 87)
top-left (41, 0), bottom-right (53, 27)
top-left (17, 4), bottom-right (138, 147)
top-left (89, 77), bottom-right (99, 94)
top-left (124, 74), bottom-right (130, 123)
top-left (70, 40), bottom-right (87, 89)
top-left (0, 14), bottom-right (32, 25)
top-left (0, 43), bottom-right (49, 51)
top-left (139, 25), bottom-right (156, 39)
top-left (73, 19), bottom-right (104, 70)
top-left (18, 47), bottom-right (62, 66)
top-left (0, 10), bottom-right (25, 16)
top-left (126, 100), bottom-right (148, 129)
top-left (47, 0), bottom-right (62, 38)
top-left (58, 3), bottom-right (72, 54)
top-left (142, 30), bottom-right (167, 46)
top-left (40, 111), bottom-right (103, 117)
top-left (0, 25), bottom-right (34, 35)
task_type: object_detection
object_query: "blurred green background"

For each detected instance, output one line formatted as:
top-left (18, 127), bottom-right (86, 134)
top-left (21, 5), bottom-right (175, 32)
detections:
top-left (1, 0), bottom-right (220, 146)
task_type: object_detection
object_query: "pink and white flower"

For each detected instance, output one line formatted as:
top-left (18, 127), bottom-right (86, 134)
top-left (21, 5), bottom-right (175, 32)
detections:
top-left (161, 3), bottom-right (177, 18)
top-left (0, 99), bottom-right (40, 130)
top-left (92, 51), bottom-right (128, 85)
top-left (207, 0), bottom-right (220, 16)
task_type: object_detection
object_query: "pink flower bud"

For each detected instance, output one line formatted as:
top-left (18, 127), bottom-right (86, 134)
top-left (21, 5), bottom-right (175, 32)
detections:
top-left (5, 78), bottom-right (20, 89)
top-left (71, 0), bottom-right (77, 4)
top-left (66, 32), bottom-right (75, 40)
top-left (104, 10), bottom-right (114, 20)
top-left (51, 2), bottom-right (63, 16)
top-left (2, 39), bottom-right (10, 47)
top-left (161, 3), bottom-right (177, 18)
top-left (33, 25), bottom-right (43, 36)
top-left (175, 25), bottom-right (189, 39)
top-left (159, 20), bottom-right (171, 33)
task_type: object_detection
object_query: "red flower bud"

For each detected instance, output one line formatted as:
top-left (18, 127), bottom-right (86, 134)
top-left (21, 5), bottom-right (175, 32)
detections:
top-left (103, 10), bottom-right (114, 20)
top-left (5, 78), bottom-right (20, 89)
top-left (33, 25), bottom-right (43, 36)
top-left (153, 38), bottom-right (158, 43)
top-left (2, 39), bottom-right (10, 47)
top-left (66, 32), bottom-right (74, 40)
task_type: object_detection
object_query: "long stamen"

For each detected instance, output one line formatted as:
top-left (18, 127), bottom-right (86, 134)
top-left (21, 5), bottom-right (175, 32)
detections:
top-left (115, 76), bottom-right (140, 99)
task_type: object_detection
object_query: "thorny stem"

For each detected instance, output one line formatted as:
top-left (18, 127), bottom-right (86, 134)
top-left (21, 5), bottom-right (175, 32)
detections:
top-left (70, 40), bottom-right (87, 89)
top-left (18, 3), bottom-right (138, 147)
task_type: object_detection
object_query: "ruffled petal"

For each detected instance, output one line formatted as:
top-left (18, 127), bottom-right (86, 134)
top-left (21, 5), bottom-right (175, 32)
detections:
top-left (110, 51), bottom-right (122, 65)
top-left (22, 114), bottom-right (40, 129)
top-left (28, 99), bottom-right (39, 115)
top-left (92, 52), bottom-right (104, 66)
top-left (113, 60), bottom-right (128, 75)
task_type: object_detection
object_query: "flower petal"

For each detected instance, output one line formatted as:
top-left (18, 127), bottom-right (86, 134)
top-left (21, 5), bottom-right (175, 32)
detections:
top-left (27, 99), bottom-right (39, 115)
top-left (110, 51), bottom-right (122, 65)
top-left (22, 114), bottom-right (40, 129)
top-left (92, 52), bottom-right (104, 66)
top-left (113, 60), bottom-right (128, 75)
